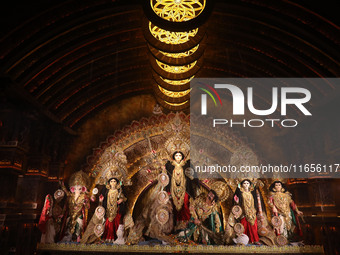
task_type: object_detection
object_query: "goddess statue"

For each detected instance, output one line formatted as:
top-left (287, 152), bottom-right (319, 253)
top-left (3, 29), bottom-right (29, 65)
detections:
top-left (157, 114), bottom-right (197, 230)
top-left (268, 180), bottom-right (303, 240)
top-left (232, 179), bottom-right (263, 244)
top-left (100, 170), bottom-right (127, 243)
top-left (165, 151), bottom-right (196, 227)
top-left (59, 170), bottom-right (90, 242)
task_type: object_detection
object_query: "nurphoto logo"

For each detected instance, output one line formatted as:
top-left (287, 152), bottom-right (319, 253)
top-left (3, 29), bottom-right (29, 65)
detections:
top-left (199, 83), bottom-right (312, 128)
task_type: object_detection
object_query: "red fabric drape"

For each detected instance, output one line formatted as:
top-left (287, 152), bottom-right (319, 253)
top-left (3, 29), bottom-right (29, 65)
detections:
top-left (102, 209), bottom-right (122, 241)
top-left (240, 217), bottom-right (259, 243)
top-left (38, 195), bottom-right (52, 233)
top-left (174, 192), bottom-right (191, 222)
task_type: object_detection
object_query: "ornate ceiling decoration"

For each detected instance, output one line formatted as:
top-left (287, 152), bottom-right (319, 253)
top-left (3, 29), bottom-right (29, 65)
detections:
top-left (144, 0), bottom-right (209, 111)
top-left (150, 0), bottom-right (206, 22)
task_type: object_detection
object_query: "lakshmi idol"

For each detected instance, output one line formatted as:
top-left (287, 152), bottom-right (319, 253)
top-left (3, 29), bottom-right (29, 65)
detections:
top-left (100, 170), bottom-right (127, 243)
top-left (60, 170), bottom-right (90, 242)
top-left (268, 180), bottom-right (303, 240)
top-left (233, 179), bottom-right (262, 244)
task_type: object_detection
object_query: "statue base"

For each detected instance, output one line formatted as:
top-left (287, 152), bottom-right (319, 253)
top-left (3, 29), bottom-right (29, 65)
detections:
top-left (37, 243), bottom-right (324, 255)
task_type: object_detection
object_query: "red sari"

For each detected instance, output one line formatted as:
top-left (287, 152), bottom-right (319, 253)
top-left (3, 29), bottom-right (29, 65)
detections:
top-left (241, 217), bottom-right (259, 243)
top-left (174, 192), bottom-right (191, 222)
top-left (102, 208), bottom-right (122, 240)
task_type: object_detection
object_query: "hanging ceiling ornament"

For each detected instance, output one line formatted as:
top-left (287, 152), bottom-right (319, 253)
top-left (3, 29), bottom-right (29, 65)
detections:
top-left (143, 0), bottom-right (212, 111)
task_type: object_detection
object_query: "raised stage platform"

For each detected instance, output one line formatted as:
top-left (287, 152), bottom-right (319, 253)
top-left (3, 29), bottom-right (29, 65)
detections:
top-left (37, 244), bottom-right (324, 255)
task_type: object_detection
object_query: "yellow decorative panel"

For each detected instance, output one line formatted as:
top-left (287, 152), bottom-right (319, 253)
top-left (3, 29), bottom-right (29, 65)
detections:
top-left (149, 22), bottom-right (198, 45)
top-left (151, 0), bottom-right (206, 22)
top-left (156, 59), bottom-right (197, 73)
top-left (159, 45), bottom-right (199, 58)
top-left (164, 100), bottom-right (188, 106)
top-left (158, 85), bottom-right (191, 98)
top-left (160, 76), bottom-right (194, 85)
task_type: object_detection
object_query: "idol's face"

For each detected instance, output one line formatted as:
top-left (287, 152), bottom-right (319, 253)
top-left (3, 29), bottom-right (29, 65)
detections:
top-left (174, 152), bottom-right (183, 162)
top-left (110, 179), bottom-right (117, 189)
top-left (275, 182), bottom-right (282, 192)
top-left (74, 185), bottom-right (82, 194)
top-left (242, 181), bottom-right (250, 190)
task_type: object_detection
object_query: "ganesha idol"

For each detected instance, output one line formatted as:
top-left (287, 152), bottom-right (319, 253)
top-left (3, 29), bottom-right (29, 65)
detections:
top-left (59, 170), bottom-right (91, 242)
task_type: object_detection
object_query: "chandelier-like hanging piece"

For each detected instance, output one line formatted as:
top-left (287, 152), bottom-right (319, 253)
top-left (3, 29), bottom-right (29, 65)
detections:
top-left (143, 0), bottom-right (209, 111)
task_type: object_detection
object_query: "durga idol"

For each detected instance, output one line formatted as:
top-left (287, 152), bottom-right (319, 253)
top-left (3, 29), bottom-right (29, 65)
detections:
top-left (164, 139), bottom-right (198, 230)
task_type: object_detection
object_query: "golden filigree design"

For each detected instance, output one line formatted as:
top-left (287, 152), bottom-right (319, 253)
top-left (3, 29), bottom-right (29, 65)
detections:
top-left (164, 100), bottom-right (188, 106)
top-left (158, 86), bottom-right (191, 98)
top-left (149, 22), bottom-right (198, 44)
top-left (156, 59), bottom-right (197, 73)
top-left (160, 76), bottom-right (194, 85)
top-left (160, 45), bottom-right (199, 58)
top-left (151, 0), bottom-right (206, 22)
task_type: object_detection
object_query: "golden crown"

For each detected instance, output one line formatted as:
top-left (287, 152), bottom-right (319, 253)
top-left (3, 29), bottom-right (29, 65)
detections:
top-left (105, 168), bottom-right (122, 183)
top-left (163, 113), bottom-right (190, 158)
top-left (164, 136), bottom-right (190, 158)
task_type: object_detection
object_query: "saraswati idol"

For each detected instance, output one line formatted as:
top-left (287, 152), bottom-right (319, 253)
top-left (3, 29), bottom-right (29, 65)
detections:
top-left (100, 168), bottom-right (127, 243)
